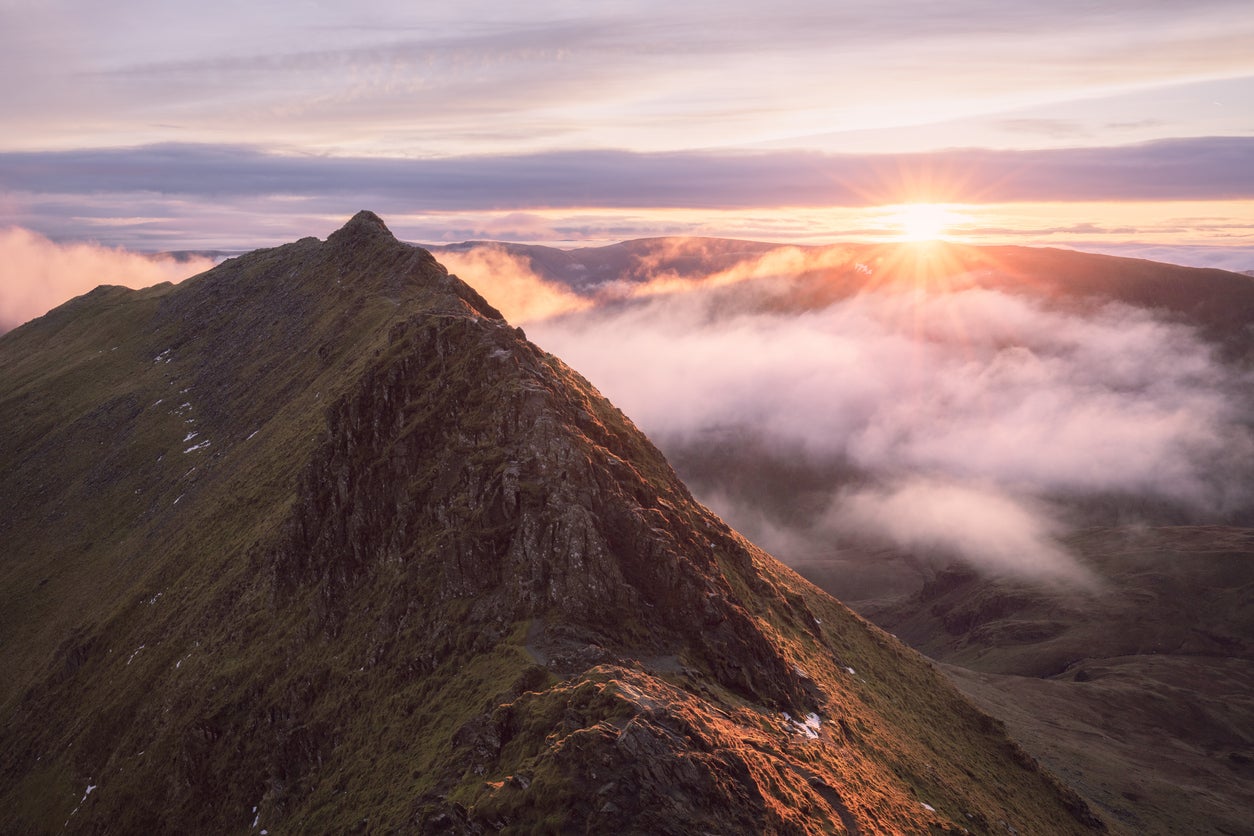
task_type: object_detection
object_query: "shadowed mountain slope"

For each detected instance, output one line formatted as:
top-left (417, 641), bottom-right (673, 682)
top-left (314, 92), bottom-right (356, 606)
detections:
top-left (868, 526), bottom-right (1254, 835)
top-left (0, 213), bottom-right (1103, 833)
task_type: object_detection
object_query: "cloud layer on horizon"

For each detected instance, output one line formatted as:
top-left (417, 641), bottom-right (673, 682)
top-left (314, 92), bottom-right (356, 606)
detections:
top-left (3, 139), bottom-right (1252, 212)
top-left (4, 140), bottom-right (1252, 264)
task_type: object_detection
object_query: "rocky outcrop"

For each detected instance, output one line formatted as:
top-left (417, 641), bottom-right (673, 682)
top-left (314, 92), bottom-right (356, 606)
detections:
top-left (270, 281), bottom-right (810, 712)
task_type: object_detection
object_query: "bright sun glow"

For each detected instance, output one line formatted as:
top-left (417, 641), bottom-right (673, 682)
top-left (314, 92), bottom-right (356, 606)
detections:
top-left (892, 203), bottom-right (957, 241)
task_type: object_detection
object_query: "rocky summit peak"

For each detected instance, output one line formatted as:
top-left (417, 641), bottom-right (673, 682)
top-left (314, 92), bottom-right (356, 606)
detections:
top-left (326, 209), bottom-right (396, 247)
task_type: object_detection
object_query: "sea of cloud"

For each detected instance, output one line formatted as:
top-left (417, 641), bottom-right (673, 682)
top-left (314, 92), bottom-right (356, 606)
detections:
top-left (450, 246), bottom-right (1253, 584)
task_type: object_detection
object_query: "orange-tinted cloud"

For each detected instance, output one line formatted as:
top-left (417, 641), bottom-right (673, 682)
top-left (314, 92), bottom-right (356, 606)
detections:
top-left (622, 242), bottom-right (860, 299)
top-left (435, 245), bottom-right (591, 324)
top-left (4, 139), bottom-right (1251, 214)
top-left (0, 227), bottom-right (215, 333)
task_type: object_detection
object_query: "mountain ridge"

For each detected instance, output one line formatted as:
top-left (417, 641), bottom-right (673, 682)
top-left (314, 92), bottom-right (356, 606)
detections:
top-left (2, 213), bottom-right (1103, 833)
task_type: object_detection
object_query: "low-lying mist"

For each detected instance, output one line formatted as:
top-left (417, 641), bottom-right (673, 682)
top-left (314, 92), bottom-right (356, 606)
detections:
top-left (449, 244), bottom-right (1254, 590)
top-left (0, 227), bottom-right (215, 334)
top-left (435, 247), bottom-right (590, 322)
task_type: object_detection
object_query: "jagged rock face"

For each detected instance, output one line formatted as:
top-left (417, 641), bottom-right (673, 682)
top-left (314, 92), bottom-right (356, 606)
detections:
top-left (1, 212), bottom-right (1103, 834)
top-left (272, 299), bottom-right (806, 711)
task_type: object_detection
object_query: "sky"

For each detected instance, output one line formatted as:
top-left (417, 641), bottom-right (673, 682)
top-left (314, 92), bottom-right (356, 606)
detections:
top-left (0, 0), bottom-right (1251, 267)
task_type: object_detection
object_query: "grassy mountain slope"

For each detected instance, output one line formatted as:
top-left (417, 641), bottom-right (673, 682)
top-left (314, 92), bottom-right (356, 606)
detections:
top-left (1, 213), bottom-right (1102, 833)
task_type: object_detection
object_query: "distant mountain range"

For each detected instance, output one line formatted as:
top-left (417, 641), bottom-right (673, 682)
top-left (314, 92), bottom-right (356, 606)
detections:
top-left (428, 237), bottom-right (1254, 355)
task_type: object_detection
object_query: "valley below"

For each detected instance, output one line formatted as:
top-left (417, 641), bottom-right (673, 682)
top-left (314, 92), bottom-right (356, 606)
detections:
top-left (852, 525), bottom-right (1254, 835)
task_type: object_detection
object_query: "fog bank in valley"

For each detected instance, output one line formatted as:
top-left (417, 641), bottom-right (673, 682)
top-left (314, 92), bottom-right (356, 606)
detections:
top-left (483, 251), bottom-right (1254, 585)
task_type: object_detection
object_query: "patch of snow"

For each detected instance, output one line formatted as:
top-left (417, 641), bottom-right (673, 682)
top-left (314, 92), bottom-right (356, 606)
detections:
top-left (126, 646), bottom-right (146, 665)
top-left (152, 399), bottom-right (163, 407)
top-left (246, 430), bottom-right (259, 440)
top-left (845, 666), bottom-right (856, 675)
top-left (921, 802), bottom-right (936, 813)
top-left (148, 593), bottom-right (162, 605)
top-left (183, 440), bottom-right (210, 454)
top-left (793, 665), bottom-right (810, 680)
top-left (179, 387), bottom-right (190, 394)
top-left (782, 711), bottom-right (822, 739)
top-left (175, 659), bottom-right (182, 669)
top-left (173, 494), bottom-right (184, 505)
top-left (154, 349), bottom-right (172, 363)
top-left (183, 431), bottom-right (199, 443)
top-left (66, 782), bottom-right (98, 823)
top-left (252, 811), bottom-right (260, 828)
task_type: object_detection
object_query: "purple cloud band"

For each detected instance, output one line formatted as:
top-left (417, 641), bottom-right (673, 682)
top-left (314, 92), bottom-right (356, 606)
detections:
top-left (2, 137), bottom-right (1251, 209)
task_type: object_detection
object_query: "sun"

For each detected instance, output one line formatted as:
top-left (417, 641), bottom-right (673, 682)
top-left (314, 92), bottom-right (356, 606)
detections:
top-left (891, 203), bottom-right (957, 241)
